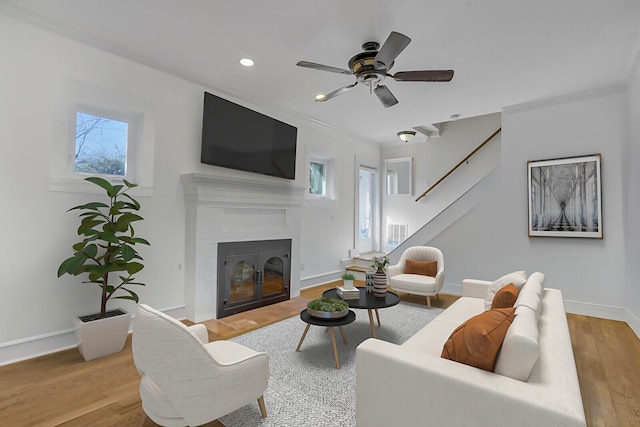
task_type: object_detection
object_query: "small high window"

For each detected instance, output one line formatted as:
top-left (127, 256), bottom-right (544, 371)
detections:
top-left (309, 160), bottom-right (327, 196)
top-left (74, 111), bottom-right (129, 177)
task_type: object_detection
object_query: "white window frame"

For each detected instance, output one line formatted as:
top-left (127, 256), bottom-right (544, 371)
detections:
top-left (307, 156), bottom-right (336, 200)
top-left (49, 81), bottom-right (154, 196)
top-left (70, 105), bottom-right (140, 182)
top-left (309, 159), bottom-right (328, 197)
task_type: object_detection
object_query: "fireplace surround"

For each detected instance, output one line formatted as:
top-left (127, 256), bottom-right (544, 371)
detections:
top-left (217, 239), bottom-right (291, 318)
top-left (182, 172), bottom-right (305, 322)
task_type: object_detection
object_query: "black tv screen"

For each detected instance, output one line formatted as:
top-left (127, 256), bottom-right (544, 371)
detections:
top-left (201, 92), bottom-right (297, 180)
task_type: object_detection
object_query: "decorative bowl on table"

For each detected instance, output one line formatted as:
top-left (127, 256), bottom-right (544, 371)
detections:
top-left (306, 297), bottom-right (349, 319)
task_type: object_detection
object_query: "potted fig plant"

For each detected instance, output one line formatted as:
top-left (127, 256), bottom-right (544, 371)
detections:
top-left (57, 177), bottom-right (150, 361)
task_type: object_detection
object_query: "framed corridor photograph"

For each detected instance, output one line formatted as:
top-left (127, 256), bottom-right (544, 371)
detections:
top-left (527, 154), bottom-right (602, 238)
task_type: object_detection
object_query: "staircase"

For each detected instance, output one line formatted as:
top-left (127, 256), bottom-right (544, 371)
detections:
top-left (345, 251), bottom-right (387, 280)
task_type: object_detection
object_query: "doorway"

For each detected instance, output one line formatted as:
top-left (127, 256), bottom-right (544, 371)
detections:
top-left (357, 166), bottom-right (378, 254)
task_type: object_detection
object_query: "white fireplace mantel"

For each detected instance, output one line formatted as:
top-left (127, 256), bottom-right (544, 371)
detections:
top-left (181, 172), bottom-right (305, 321)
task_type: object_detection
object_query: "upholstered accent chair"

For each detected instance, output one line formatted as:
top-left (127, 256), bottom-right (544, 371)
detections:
top-left (132, 304), bottom-right (270, 426)
top-left (387, 246), bottom-right (445, 308)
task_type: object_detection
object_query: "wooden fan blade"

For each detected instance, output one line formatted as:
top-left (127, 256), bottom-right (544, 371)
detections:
top-left (296, 61), bottom-right (353, 75)
top-left (316, 82), bottom-right (358, 102)
top-left (373, 85), bottom-right (398, 108)
top-left (374, 31), bottom-right (411, 68)
top-left (392, 70), bottom-right (454, 82)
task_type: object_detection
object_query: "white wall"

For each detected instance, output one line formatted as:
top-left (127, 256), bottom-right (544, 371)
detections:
top-left (0, 15), bottom-right (377, 362)
top-left (429, 88), bottom-right (629, 319)
top-left (299, 125), bottom-right (379, 284)
top-left (625, 50), bottom-right (640, 333)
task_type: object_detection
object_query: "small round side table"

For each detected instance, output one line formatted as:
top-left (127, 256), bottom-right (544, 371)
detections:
top-left (296, 309), bottom-right (356, 369)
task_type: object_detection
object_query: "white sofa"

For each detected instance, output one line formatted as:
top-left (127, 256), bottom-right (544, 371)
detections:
top-left (356, 272), bottom-right (586, 427)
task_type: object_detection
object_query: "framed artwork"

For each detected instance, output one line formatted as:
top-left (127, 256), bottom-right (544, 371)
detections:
top-left (527, 154), bottom-right (602, 238)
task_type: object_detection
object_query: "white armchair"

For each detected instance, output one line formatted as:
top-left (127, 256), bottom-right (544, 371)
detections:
top-left (387, 246), bottom-right (445, 308)
top-left (132, 304), bottom-right (270, 426)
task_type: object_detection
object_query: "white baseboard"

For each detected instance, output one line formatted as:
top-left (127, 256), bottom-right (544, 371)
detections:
top-left (563, 299), bottom-right (626, 321)
top-left (441, 282), bottom-right (462, 296)
top-left (300, 270), bottom-right (343, 290)
top-left (0, 305), bottom-right (186, 367)
top-left (625, 308), bottom-right (640, 340)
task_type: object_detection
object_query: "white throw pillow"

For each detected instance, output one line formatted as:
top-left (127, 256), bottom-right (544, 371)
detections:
top-left (484, 270), bottom-right (527, 311)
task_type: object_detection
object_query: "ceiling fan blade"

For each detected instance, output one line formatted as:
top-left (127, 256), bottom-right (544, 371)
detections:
top-left (373, 84), bottom-right (398, 108)
top-left (392, 70), bottom-right (454, 82)
top-left (316, 82), bottom-right (358, 102)
top-left (374, 31), bottom-right (411, 68)
top-left (296, 61), bottom-right (353, 75)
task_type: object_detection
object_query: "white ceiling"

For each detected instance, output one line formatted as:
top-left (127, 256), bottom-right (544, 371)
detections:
top-left (3, 0), bottom-right (640, 144)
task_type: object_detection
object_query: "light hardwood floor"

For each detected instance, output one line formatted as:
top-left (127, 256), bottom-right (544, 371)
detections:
top-left (1, 282), bottom-right (638, 426)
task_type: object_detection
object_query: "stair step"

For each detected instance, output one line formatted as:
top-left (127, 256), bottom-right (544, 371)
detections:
top-left (353, 251), bottom-right (386, 262)
top-left (346, 265), bottom-right (371, 273)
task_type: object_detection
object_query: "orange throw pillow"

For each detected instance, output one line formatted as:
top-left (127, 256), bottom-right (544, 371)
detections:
top-left (404, 259), bottom-right (437, 277)
top-left (491, 283), bottom-right (519, 309)
top-left (441, 307), bottom-right (516, 372)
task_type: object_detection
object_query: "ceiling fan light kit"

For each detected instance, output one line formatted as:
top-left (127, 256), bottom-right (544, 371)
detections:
top-left (297, 31), bottom-right (454, 108)
top-left (397, 131), bottom-right (416, 142)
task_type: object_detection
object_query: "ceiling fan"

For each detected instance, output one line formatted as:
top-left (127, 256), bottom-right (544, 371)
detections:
top-left (297, 31), bottom-right (454, 108)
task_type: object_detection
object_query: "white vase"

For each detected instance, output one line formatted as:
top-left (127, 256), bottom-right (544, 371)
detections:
top-left (73, 308), bottom-right (131, 361)
top-left (343, 279), bottom-right (354, 289)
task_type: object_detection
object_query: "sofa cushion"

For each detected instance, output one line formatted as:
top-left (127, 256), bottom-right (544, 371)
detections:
top-left (527, 272), bottom-right (546, 291)
top-left (515, 279), bottom-right (543, 320)
top-left (441, 307), bottom-right (516, 372)
top-left (485, 271), bottom-right (527, 310)
top-left (404, 259), bottom-right (437, 277)
top-left (388, 274), bottom-right (436, 293)
top-left (494, 305), bottom-right (540, 381)
top-left (431, 296), bottom-right (486, 325)
top-left (490, 283), bottom-right (519, 309)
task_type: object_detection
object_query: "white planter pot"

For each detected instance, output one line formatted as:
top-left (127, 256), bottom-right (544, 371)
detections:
top-left (343, 279), bottom-right (355, 289)
top-left (73, 308), bottom-right (131, 361)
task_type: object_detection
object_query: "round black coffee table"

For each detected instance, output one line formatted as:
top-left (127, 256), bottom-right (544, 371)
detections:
top-left (322, 287), bottom-right (400, 338)
top-left (296, 309), bottom-right (356, 369)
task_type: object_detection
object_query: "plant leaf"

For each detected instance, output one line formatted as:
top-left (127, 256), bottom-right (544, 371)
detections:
top-left (108, 184), bottom-right (124, 198)
top-left (110, 200), bottom-right (126, 216)
top-left (72, 241), bottom-right (87, 252)
top-left (85, 177), bottom-right (113, 194)
top-left (69, 202), bottom-right (110, 211)
top-left (120, 244), bottom-right (135, 262)
top-left (78, 218), bottom-right (103, 235)
top-left (114, 288), bottom-right (139, 303)
top-left (116, 213), bottom-right (143, 231)
top-left (125, 262), bottom-right (144, 275)
top-left (122, 193), bottom-right (141, 210)
top-left (123, 179), bottom-right (138, 189)
top-left (100, 230), bottom-right (119, 243)
top-left (81, 243), bottom-right (98, 258)
top-left (57, 255), bottom-right (86, 276)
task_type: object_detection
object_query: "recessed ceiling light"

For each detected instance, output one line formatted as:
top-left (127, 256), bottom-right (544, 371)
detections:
top-left (315, 93), bottom-right (326, 101)
top-left (240, 58), bottom-right (254, 67)
top-left (450, 113), bottom-right (461, 121)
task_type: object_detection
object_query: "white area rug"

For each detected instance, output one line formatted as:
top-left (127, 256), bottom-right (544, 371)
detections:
top-left (219, 301), bottom-right (444, 427)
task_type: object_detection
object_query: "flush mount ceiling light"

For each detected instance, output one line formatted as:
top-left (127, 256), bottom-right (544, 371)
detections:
top-left (397, 130), bottom-right (416, 142)
top-left (315, 93), bottom-right (326, 101)
top-left (239, 58), bottom-right (254, 67)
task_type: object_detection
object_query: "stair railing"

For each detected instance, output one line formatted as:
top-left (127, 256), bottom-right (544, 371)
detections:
top-left (415, 128), bottom-right (502, 202)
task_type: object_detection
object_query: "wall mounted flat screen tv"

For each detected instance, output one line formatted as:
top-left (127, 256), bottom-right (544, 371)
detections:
top-left (201, 91), bottom-right (297, 180)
